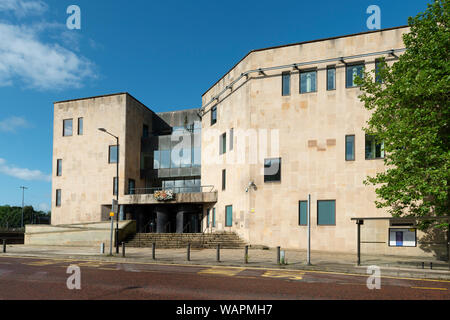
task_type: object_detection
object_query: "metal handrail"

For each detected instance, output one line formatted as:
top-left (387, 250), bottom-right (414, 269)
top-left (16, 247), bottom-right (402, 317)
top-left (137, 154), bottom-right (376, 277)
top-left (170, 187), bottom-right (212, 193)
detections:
top-left (128, 185), bottom-right (216, 195)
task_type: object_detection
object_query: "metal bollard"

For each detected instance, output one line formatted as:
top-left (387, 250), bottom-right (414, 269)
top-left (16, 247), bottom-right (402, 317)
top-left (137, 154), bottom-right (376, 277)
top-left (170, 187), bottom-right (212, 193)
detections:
top-left (100, 243), bottom-right (105, 254)
top-left (122, 242), bottom-right (125, 257)
top-left (152, 242), bottom-right (156, 260)
top-left (430, 262), bottom-right (433, 270)
top-left (216, 244), bottom-right (220, 262)
top-left (277, 246), bottom-right (281, 264)
top-left (422, 262), bottom-right (425, 269)
top-left (2, 239), bottom-right (5, 253)
top-left (244, 245), bottom-right (249, 264)
top-left (187, 243), bottom-right (191, 261)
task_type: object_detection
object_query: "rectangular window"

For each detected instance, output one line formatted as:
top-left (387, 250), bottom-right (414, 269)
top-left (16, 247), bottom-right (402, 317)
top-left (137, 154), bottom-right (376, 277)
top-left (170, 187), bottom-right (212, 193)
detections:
top-left (300, 70), bottom-right (317, 93)
top-left (211, 106), bottom-right (217, 126)
top-left (282, 72), bottom-right (291, 96)
top-left (375, 59), bottom-right (383, 84)
top-left (299, 201), bottom-right (307, 226)
top-left (77, 117), bottom-right (83, 135)
top-left (193, 147), bottom-right (201, 167)
top-left (229, 128), bottom-right (234, 151)
top-left (56, 159), bottom-right (62, 176)
top-left (160, 150), bottom-right (171, 168)
top-left (206, 209), bottom-right (210, 228)
top-left (143, 124), bottom-right (149, 138)
top-left (212, 208), bottom-right (216, 227)
top-left (153, 150), bottom-right (160, 169)
top-left (222, 169), bottom-right (226, 191)
top-left (327, 66), bottom-right (336, 90)
top-left (56, 189), bottom-right (61, 207)
top-left (345, 135), bottom-right (355, 161)
top-left (365, 134), bottom-right (384, 159)
top-left (264, 158), bottom-right (281, 182)
top-left (346, 63), bottom-right (364, 88)
top-left (219, 132), bottom-right (226, 155)
top-left (128, 179), bottom-right (135, 195)
top-left (225, 205), bottom-right (233, 227)
top-left (113, 177), bottom-right (118, 196)
top-left (63, 119), bottom-right (73, 136)
top-left (317, 200), bottom-right (336, 225)
top-left (109, 145), bottom-right (118, 163)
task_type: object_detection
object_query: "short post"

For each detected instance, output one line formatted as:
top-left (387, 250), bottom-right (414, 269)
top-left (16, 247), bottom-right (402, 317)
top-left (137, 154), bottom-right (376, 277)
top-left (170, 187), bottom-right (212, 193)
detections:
top-left (216, 244), bottom-right (220, 262)
top-left (422, 262), bottom-right (425, 269)
top-left (122, 242), bottom-right (125, 257)
top-left (356, 220), bottom-right (363, 266)
top-left (2, 239), bottom-right (6, 253)
top-left (244, 245), bottom-right (249, 264)
top-left (187, 243), bottom-right (191, 261)
top-left (430, 262), bottom-right (433, 270)
top-left (152, 242), bottom-right (156, 260)
top-left (277, 246), bottom-right (281, 265)
top-left (100, 243), bottom-right (105, 254)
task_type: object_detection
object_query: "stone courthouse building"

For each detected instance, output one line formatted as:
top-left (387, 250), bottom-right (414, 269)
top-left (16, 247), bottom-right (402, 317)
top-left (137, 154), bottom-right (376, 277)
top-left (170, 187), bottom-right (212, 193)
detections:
top-left (46, 25), bottom-right (445, 257)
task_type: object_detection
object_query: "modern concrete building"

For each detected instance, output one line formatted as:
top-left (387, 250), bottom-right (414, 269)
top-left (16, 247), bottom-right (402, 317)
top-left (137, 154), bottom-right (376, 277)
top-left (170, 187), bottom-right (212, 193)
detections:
top-left (45, 26), bottom-right (447, 257)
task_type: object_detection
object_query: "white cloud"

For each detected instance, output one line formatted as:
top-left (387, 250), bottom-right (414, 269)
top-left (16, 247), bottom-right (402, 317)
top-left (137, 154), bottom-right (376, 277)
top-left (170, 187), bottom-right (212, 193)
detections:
top-left (0, 116), bottom-right (29, 132)
top-left (0, 22), bottom-right (96, 90)
top-left (0, 0), bottom-right (48, 18)
top-left (0, 158), bottom-right (51, 182)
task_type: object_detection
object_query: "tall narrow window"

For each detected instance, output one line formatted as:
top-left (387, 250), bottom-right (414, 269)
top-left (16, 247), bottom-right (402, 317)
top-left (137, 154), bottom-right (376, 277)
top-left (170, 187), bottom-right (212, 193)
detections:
top-left (128, 179), bottom-right (135, 195)
top-left (212, 208), bottom-right (216, 228)
top-left (327, 66), bottom-right (336, 90)
top-left (346, 63), bottom-right (364, 88)
top-left (365, 135), bottom-right (384, 159)
top-left (143, 124), bottom-right (149, 138)
top-left (109, 145), bottom-right (118, 163)
top-left (264, 158), bottom-right (281, 182)
top-left (375, 59), bottom-right (383, 84)
top-left (211, 106), bottom-right (217, 126)
top-left (56, 189), bottom-right (61, 207)
top-left (317, 200), bottom-right (336, 225)
top-left (299, 201), bottom-right (307, 226)
top-left (56, 159), bottom-right (62, 176)
top-left (282, 72), bottom-right (291, 96)
top-left (219, 132), bottom-right (226, 155)
top-left (206, 209), bottom-right (210, 228)
top-left (345, 135), bottom-right (355, 161)
top-left (77, 117), bottom-right (83, 135)
top-left (229, 128), bottom-right (234, 151)
top-left (113, 177), bottom-right (118, 196)
top-left (300, 70), bottom-right (317, 93)
top-left (222, 169), bottom-right (226, 190)
top-left (225, 205), bottom-right (233, 227)
top-left (63, 119), bottom-right (73, 136)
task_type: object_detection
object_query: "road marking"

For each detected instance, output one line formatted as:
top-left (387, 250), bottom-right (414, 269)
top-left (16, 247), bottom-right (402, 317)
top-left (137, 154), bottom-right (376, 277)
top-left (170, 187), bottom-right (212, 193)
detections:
top-left (198, 267), bottom-right (245, 277)
top-left (411, 286), bottom-right (448, 291)
top-left (262, 270), bottom-right (304, 281)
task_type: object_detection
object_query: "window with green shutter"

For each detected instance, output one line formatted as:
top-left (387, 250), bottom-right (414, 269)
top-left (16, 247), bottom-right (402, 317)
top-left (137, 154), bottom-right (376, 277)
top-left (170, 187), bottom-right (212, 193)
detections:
top-left (299, 201), bottom-right (307, 226)
top-left (317, 200), bottom-right (336, 225)
top-left (225, 205), bottom-right (233, 227)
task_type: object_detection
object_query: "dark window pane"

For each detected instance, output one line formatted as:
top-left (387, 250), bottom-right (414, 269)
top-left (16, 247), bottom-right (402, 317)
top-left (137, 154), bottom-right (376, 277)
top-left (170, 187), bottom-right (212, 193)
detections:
top-left (211, 106), bottom-right (217, 125)
top-left (317, 200), bottom-right (335, 225)
top-left (346, 64), bottom-right (364, 87)
top-left (128, 179), bottom-right (135, 195)
top-left (365, 134), bottom-right (384, 159)
top-left (225, 205), bottom-right (232, 227)
top-left (63, 119), bottom-right (72, 136)
top-left (327, 67), bottom-right (336, 90)
top-left (143, 124), bottom-right (149, 138)
top-left (264, 158), bottom-right (281, 182)
top-left (300, 71), bottom-right (317, 93)
top-left (109, 145), bottom-right (118, 163)
top-left (78, 118), bottom-right (83, 135)
top-left (56, 189), bottom-right (61, 207)
top-left (56, 159), bottom-right (62, 176)
top-left (299, 201), bottom-right (307, 225)
top-left (207, 209), bottom-right (210, 228)
top-left (282, 72), bottom-right (290, 96)
top-left (222, 169), bottom-right (226, 190)
top-left (212, 208), bottom-right (216, 227)
top-left (345, 135), bottom-right (355, 161)
top-left (220, 133), bottom-right (226, 155)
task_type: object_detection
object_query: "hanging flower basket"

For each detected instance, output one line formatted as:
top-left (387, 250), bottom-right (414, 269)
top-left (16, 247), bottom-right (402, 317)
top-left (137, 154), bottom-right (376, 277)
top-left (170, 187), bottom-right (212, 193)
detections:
top-left (154, 189), bottom-right (174, 201)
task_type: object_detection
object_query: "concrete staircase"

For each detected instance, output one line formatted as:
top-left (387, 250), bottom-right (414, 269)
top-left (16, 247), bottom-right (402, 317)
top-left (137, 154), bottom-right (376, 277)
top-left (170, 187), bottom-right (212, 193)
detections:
top-left (125, 232), bottom-right (247, 249)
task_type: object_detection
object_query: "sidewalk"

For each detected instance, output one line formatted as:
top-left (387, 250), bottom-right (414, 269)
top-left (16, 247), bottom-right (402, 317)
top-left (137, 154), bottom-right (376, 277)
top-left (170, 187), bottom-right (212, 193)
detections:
top-left (2, 244), bottom-right (450, 280)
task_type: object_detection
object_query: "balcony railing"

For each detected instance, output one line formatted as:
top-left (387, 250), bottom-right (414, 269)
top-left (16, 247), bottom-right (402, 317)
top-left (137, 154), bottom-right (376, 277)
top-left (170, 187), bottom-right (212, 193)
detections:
top-left (128, 185), bottom-right (215, 195)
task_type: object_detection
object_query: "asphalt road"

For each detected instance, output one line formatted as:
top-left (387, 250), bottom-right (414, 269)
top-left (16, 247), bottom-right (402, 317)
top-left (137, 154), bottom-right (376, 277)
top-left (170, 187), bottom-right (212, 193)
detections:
top-left (0, 256), bottom-right (449, 300)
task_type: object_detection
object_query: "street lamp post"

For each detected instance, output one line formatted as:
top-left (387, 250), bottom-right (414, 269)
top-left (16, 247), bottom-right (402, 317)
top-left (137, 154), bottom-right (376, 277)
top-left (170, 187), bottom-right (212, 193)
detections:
top-left (98, 128), bottom-right (120, 254)
top-left (20, 186), bottom-right (28, 229)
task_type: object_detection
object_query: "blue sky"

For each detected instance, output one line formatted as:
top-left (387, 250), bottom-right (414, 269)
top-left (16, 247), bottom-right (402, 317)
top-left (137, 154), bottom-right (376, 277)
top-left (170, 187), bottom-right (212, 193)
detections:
top-left (0, 0), bottom-right (431, 211)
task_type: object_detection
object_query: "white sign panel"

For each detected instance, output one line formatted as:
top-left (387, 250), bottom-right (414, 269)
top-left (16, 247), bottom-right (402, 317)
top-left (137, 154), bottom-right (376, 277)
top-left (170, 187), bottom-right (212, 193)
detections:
top-left (389, 228), bottom-right (416, 247)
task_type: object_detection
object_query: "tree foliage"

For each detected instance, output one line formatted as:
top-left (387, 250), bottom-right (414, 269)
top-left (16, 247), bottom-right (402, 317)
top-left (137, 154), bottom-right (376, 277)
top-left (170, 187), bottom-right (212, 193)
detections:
top-left (356, 0), bottom-right (449, 228)
top-left (0, 205), bottom-right (50, 229)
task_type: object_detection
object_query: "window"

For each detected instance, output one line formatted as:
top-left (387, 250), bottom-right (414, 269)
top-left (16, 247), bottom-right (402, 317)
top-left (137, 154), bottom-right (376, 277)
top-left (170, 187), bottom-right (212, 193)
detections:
top-left (109, 145), bottom-right (118, 163)
top-left (317, 200), bottom-right (335, 225)
top-left (282, 72), bottom-right (291, 96)
top-left (56, 189), bottom-right (61, 207)
top-left (56, 159), bottom-right (62, 176)
top-left (300, 70), bottom-right (317, 93)
top-left (327, 66), bottom-right (336, 90)
top-left (211, 106), bottom-right (217, 126)
top-left (365, 134), bottom-right (384, 159)
top-left (298, 201), bottom-right (307, 226)
top-left (206, 209), bottom-right (210, 228)
top-left (160, 150), bottom-right (170, 168)
top-left (77, 118), bottom-right (83, 135)
top-left (346, 63), bottom-right (364, 88)
top-left (63, 119), bottom-right (73, 136)
top-left (264, 158), bottom-right (281, 182)
top-left (220, 132), bottom-right (226, 155)
top-left (193, 147), bottom-right (201, 167)
top-left (229, 128), bottom-right (234, 151)
top-left (225, 205), bottom-right (233, 227)
top-left (128, 179), bottom-right (135, 195)
top-left (143, 124), bottom-right (149, 138)
top-left (375, 59), bottom-right (383, 84)
top-left (222, 169), bottom-right (226, 190)
top-left (345, 135), bottom-right (355, 161)
top-left (212, 208), bottom-right (216, 228)
top-left (153, 150), bottom-right (160, 169)
top-left (113, 177), bottom-right (118, 196)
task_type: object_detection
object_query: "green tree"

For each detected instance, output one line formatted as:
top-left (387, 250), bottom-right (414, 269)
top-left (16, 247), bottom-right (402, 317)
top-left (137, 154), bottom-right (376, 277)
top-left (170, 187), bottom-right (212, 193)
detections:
top-left (356, 0), bottom-right (449, 228)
